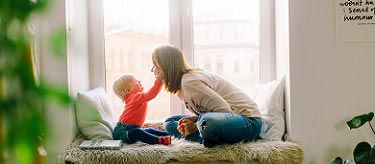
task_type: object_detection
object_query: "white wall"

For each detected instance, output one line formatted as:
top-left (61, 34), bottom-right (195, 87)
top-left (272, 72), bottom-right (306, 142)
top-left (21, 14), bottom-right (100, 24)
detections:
top-left (287, 0), bottom-right (375, 163)
top-left (38, 0), bottom-right (76, 162)
top-left (39, 0), bottom-right (90, 162)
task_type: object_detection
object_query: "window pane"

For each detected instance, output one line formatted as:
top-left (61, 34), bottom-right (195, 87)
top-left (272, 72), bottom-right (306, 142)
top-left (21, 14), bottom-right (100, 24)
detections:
top-left (103, 0), bottom-right (170, 121)
top-left (192, 0), bottom-right (260, 93)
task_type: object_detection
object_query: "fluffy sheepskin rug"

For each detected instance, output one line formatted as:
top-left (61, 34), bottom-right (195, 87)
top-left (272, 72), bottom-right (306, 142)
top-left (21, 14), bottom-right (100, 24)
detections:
top-left (63, 135), bottom-right (303, 164)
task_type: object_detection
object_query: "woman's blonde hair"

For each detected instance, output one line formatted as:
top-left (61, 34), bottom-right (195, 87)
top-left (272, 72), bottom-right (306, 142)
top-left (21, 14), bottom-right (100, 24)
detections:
top-left (152, 45), bottom-right (192, 94)
top-left (113, 74), bottom-right (133, 100)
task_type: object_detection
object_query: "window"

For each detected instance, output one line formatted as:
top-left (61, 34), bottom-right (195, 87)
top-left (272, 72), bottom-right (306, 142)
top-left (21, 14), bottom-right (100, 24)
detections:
top-left (103, 0), bottom-right (170, 121)
top-left (192, 0), bottom-right (260, 93)
top-left (234, 60), bottom-right (239, 73)
top-left (90, 0), bottom-right (275, 120)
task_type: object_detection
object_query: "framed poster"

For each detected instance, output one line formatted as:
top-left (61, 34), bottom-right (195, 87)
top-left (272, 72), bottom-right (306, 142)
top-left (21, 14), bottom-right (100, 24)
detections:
top-left (335, 0), bottom-right (375, 42)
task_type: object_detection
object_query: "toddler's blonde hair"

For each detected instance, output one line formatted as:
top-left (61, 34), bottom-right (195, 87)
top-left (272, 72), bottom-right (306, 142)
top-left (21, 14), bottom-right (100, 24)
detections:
top-left (113, 74), bottom-right (134, 100)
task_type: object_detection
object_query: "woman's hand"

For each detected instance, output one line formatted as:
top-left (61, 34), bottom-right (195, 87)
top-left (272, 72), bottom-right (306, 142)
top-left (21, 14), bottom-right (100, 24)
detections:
top-left (177, 117), bottom-right (198, 136)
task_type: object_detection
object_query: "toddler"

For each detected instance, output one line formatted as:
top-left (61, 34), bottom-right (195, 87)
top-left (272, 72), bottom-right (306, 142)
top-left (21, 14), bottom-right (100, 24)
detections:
top-left (112, 73), bottom-right (171, 145)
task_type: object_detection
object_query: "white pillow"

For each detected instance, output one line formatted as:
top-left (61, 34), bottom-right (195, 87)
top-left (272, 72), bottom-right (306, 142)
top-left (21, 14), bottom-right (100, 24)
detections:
top-left (249, 77), bottom-right (285, 141)
top-left (76, 87), bottom-right (116, 140)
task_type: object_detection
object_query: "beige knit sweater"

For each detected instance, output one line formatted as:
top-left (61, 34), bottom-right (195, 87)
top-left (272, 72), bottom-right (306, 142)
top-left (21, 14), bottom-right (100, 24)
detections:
top-left (177, 71), bottom-right (261, 118)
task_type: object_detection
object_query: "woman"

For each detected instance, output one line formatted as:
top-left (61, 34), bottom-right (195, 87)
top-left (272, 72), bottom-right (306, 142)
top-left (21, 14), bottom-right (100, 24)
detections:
top-left (151, 45), bottom-right (262, 147)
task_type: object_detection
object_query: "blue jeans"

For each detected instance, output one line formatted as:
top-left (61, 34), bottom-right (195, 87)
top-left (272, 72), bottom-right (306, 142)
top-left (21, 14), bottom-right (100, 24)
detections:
top-left (113, 122), bottom-right (169, 144)
top-left (164, 113), bottom-right (262, 147)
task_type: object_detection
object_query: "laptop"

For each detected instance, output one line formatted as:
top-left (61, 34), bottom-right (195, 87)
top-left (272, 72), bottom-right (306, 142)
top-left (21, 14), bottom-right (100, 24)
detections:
top-left (79, 140), bottom-right (123, 150)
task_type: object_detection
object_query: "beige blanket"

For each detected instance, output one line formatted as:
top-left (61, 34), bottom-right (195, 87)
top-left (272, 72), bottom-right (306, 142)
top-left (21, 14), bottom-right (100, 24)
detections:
top-left (63, 135), bottom-right (303, 164)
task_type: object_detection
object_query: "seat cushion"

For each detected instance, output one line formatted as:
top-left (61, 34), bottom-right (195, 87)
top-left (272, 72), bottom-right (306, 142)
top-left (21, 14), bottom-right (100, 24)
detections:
top-left (64, 134), bottom-right (303, 164)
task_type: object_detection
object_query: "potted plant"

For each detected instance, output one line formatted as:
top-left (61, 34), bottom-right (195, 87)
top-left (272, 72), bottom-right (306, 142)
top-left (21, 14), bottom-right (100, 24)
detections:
top-left (330, 112), bottom-right (375, 164)
top-left (0, 0), bottom-right (72, 163)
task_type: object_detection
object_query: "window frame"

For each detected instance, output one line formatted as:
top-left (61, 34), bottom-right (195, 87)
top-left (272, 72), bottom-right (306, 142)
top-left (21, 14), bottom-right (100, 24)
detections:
top-left (87, 0), bottom-right (106, 89)
top-left (87, 0), bottom-right (276, 116)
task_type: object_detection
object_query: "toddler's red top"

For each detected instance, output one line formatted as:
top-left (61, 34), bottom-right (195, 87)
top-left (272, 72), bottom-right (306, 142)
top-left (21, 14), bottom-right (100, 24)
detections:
top-left (119, 80), bottom-right (163, 126)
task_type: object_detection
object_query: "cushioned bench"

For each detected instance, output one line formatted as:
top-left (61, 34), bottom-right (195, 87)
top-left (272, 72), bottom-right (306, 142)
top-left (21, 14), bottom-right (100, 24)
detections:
top-left (64, 135), bottom-right (303, 164)
top-left (63, 123), bottom-right (303, 164)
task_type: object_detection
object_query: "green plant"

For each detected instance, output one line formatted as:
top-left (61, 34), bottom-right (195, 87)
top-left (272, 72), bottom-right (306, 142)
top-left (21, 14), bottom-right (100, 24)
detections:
top-left (0, 0), bottom-right (72, 163)
top-left (330, 112), bottom-right (375, 164)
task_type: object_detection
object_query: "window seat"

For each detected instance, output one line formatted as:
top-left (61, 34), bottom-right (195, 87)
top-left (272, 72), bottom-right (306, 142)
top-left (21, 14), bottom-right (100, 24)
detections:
top-left (63, 123), bottom-right (303, 164)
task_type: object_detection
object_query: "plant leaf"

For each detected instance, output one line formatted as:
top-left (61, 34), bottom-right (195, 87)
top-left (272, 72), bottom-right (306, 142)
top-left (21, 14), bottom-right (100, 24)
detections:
top-left (347, 112), bottom-right (374, 129)
top-left (369, 146), bottom-right (375, 164)
top-left (37, 83), bottom-right (73, 104)
top-left (343, 159), bottom-right (354, 164)
top-left (48, 28), bottom-right (67, 56)
top-left (330, 156), bottom-right (343, 164)
top-left (353, 141), bottom-right (375, 164)
top-left (366, 112), bottom-right (374, 122)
